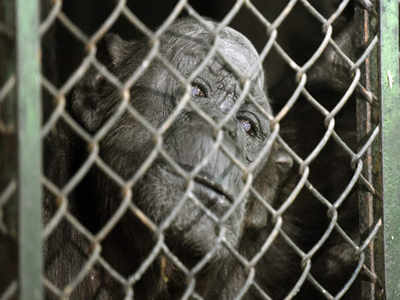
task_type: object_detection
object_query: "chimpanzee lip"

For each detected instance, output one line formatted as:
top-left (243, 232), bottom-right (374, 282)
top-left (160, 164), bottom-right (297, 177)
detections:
top-left (162, 163), bottom-right (234, 204)
top-left (193, 176), bottom-right (234, 204)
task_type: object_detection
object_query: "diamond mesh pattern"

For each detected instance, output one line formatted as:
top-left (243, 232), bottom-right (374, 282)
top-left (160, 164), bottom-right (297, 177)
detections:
top-left (0, 0), bottom-right (383, 299)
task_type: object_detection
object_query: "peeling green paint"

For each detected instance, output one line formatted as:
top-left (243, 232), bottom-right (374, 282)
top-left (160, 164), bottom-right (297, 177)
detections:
top-left (16, 0), bottom-right (43, 299)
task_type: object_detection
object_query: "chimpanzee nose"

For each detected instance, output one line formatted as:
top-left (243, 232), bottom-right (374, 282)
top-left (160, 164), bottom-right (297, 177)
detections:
top-left (222, 118), bottom-right (237, 140)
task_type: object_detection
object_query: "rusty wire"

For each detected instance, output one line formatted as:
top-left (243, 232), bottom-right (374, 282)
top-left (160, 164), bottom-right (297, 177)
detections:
top-left (0, 0), bottom-right (383, 299)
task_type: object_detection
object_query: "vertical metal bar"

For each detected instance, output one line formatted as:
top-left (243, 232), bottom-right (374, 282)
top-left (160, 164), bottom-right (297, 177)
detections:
top-left (356, 4), bottom-right (380, 299)
top-left (369, 2), bottom-right (386, 299)
top-left (380, 1), bottom-right (400, 299)
top-left (16, 0), bottom-right (43, 299)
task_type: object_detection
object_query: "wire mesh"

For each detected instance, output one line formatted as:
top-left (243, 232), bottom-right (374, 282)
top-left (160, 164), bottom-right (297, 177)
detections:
top-left (0, 1), bottom-right (19, 299)
top-left (0, 0), bottom-right (385, 299)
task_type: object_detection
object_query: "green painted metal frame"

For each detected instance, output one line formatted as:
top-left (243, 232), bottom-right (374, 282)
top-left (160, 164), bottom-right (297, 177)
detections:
top-left (16, 0), bottom-right (43, 299)
top-left (7, 0), bottom-right (400, 299)
top-left (380, 1), bottom-right (400, 299)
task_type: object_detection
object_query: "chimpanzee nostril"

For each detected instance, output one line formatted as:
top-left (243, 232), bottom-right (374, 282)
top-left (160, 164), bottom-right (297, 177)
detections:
top-left (221, 118), bottom-right (237, 140)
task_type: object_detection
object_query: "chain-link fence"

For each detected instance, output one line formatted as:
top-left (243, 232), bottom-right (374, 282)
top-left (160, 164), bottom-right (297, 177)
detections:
top-left (0, 0), bottom-right (397, 299)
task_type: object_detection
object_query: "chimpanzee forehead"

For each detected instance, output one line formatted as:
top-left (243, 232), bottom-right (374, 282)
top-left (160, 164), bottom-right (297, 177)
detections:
top-left (166, 34), bottom-right (262, 82)
top-left (162, 19), bottom-right (262, 79)
top-left (216, 27), bottom-right (261, 77)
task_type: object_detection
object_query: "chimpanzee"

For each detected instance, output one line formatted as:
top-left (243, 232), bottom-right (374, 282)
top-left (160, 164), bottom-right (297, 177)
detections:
top-left (43, 17), bottom-right (296, 299)
top-left (0, 1), bottom-right (379, 299)
top-left (40, 14), bottom-right (370, 299)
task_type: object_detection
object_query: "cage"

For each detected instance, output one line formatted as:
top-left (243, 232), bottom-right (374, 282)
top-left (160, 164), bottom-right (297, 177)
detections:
top-left (0, 0), bottom-right (398, 299)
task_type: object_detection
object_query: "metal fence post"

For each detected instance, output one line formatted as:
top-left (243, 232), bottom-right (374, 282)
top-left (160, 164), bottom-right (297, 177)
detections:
top-left (355, 1), bottom-right (384, 298)
top-left (0, 0), bottom-right (393, 298)
top-left (380, 1), bottom-right (400, 299)
top-left (16, 0), bottom-right (43, 299)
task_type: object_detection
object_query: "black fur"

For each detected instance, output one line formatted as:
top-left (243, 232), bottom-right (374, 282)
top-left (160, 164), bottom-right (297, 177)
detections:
top-left (43, 17), bottom-right (361, 300)
top-left (44, 18), bottom-right (294, 299)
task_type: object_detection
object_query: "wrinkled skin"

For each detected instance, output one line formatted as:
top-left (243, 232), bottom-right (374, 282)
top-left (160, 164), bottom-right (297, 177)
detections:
top-left (0, 2), bottom-right (377, 299)
top-left (72, 18), bottom-right (271, 261)
top-left (41, 13), bottom-right (365, 300)
top-left (43, 18), bottom-right (293, 299)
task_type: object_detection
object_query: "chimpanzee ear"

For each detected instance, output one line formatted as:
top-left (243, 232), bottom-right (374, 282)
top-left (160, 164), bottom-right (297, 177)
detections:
top-left (246, 144), bottom-right (294, 230)
top-left (70, 64), bottom-right (115, 133)
top-left (98, 33), bottom-right (132, 66)
top-left (69, 74), bottom-right (104, 133)
top-left (274, 147), bottom-right (293, 178)
top-left (69, 34), bottom-right (134, 133)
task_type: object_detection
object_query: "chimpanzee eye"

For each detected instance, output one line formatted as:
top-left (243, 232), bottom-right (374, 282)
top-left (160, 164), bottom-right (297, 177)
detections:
top-left (191, 84), bottom-right (207, 98)
top-left (240, 119), bottom-right (252, 133)
top-left (237, 115), bottom-right (259, 137)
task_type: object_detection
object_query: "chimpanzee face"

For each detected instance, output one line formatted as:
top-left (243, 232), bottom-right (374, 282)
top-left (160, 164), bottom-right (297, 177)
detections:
top-left (71, 18), bottom-right (272, 266)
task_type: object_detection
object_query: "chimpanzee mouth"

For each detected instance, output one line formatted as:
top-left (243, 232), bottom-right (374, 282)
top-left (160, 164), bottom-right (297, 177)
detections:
top-left (160, 164), bottom-right (234, 209)
top-left (193, 176), bottom-right (233, 210)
